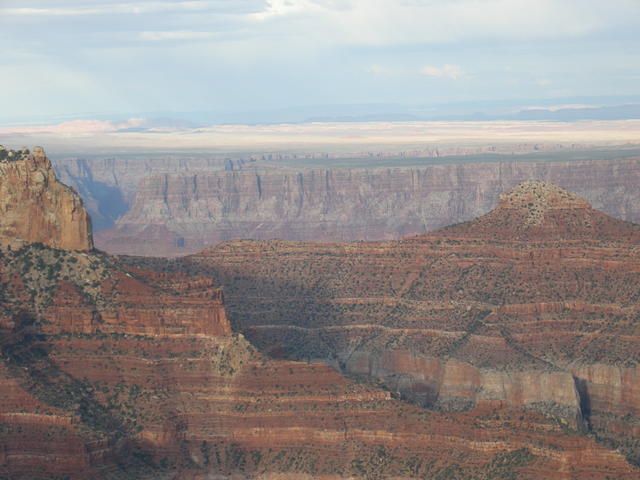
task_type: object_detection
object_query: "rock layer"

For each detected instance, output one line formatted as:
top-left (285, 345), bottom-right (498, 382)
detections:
top-left (4, 244), bottom-right (637, 479)
top-left (0, 147), bottom-right (93, 251)
top-left (133, 183), bottom-right (640, 463)
top-left (94, 156), bottom-right (640, 256)
top-left (1, 164), bottom-right (638, 478)
top-left (54, 156), bottom-right (251, 231)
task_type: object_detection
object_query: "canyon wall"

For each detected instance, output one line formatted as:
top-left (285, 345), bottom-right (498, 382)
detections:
top-left (5, 153), bottom-right (634, 478)
top-left (53, 156), bottom-right (251, 231)
top-left (138, 183), bottom-right (640, 464)
top-left (3, 241), bottom-right (637, 479)
top-left (93, 156), bottom-right (640, 256)
top-left (0, 147), bottom-right (93, 251)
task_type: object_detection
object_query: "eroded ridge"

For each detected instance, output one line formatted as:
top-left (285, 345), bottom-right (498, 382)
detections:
top-left (137, 181), bottom-right (640, 467)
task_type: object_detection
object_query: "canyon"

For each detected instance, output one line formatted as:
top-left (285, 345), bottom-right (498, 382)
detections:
top-left (128, 181), bottom-right (640, 468)
top-left (57, 153), bottom-right (640, 257)
top-left (0, 147), bottom-right (638, 478)
top-left (54, 156), bottom-right (251, 232)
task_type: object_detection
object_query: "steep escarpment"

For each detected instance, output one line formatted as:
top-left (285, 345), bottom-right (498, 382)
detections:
top-left (95, 156), bottom-right (640, 256)
top-left (5, 243), bottom-right (637, 478)
top-left (52, 146), bottom-right (586, 234)
top-left (0, 242), bottom-right (233, 478)
top-left (54, 156), bottom-right (252, 231)
top-left (0, 146), bottom-right (93, 251)
top-left (132, 183), bottom-right (640, 464)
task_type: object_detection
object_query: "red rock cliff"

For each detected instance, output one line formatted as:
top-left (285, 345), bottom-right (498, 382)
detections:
top-left (0, 146), bottom-right (93, 251)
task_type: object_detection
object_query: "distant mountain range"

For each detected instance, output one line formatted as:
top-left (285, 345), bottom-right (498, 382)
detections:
top-left (4, 95), bottom-right (640, 128)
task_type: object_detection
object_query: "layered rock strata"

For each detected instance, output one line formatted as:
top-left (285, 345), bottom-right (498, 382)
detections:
top-left (1, 161), bottom-right (637, 478)
top-left (0, 146), bottom-right (93, 251)
top-left (136, 182), bottom-right (640, 464)
top-left (95, 156), bottom-right (640, 256)
top-left (54, 156), bottom-right (251, 231)
top-left (4, 245), bottom-right (637, 479)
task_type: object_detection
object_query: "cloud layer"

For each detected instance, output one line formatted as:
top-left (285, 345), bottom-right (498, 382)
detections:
top-left (0, 0), bottom-right (639, 122)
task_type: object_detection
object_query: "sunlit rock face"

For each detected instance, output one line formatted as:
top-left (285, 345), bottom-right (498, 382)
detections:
top-left (0, 146), bottom-right (93, 251)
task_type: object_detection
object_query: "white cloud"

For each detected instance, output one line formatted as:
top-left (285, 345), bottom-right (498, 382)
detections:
top-left (250, 0), bottom-right (349, 21)
top-left (0, 1), bottom-right (250, 17)
top-left (4, 0), bottom-right (633, 49)
top-left (138, 31), bottom-right (219, 41)
top-left (420, 64), bottom-right (465, 80)
top-left (2, 0), bottom-right (639, 120)
top-left (246, 0), bottom-right (620, 47)
top-left (251, 0), bottom-right (315, 20)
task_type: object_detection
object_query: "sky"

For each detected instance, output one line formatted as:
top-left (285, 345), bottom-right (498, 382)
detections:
top-left (1, 0), bottom-right (639, 124)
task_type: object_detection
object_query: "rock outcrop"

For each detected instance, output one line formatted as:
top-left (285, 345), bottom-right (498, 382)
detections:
top-left (93, 156), bottom-right (640, 256)
top-left (135, 183), bottom-right (640, 465)
top-left (436, 180), bottom-right (640, 241)
top-left (0, 146), bottom-right (93, 251)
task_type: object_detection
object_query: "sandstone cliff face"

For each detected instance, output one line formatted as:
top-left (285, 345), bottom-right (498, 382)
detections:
top-left (94, 156), bottom-right (640, 256)
top-left (140, 183), bottom-right (640, 464)
top-left (345, 350), bottom-right (581, 421)
top-left (0, 147), bottom-right (93, 251)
